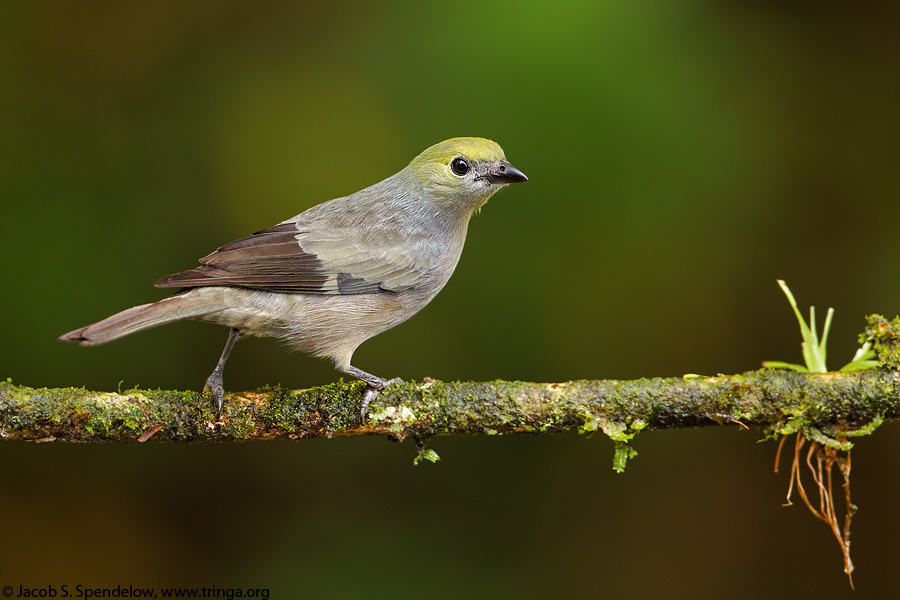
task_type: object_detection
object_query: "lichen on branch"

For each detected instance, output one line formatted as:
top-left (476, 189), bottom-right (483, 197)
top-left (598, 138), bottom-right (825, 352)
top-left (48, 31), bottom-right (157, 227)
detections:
top-left (3, 314), bottom-right (898, 447)
top-left (1, 368), bottom-right (896, 445)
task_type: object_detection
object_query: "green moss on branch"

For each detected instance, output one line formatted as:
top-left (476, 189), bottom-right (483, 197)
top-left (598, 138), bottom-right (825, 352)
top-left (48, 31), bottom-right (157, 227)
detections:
top-left (2, 368), bottom-right (897, 443)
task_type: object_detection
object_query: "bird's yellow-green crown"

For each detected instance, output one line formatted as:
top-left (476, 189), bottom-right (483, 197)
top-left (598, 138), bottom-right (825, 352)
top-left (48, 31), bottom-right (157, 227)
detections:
top-left (409, 137), bottom-right (506, 171)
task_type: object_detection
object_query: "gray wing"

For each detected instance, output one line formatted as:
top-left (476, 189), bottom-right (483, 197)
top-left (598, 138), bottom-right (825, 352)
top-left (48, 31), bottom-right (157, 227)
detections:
top-left (155, 222), bottom-right (432, 294)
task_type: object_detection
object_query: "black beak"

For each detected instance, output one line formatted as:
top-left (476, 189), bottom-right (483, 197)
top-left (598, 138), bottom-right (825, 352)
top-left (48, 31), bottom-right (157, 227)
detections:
top-left (487, 161), bottom-right (528, 184)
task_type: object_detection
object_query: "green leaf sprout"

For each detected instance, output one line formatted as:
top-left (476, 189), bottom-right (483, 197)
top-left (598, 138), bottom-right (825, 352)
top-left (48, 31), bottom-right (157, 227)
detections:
top-left (763, 280), bottom-right (877, 373)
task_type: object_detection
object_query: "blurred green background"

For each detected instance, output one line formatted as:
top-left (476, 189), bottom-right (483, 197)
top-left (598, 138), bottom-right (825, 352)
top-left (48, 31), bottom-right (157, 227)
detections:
top-left (2, 0), bottom-right (899, 597)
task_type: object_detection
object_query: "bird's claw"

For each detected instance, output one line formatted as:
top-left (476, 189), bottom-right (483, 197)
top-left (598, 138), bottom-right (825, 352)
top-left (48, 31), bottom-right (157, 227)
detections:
top-left (204, 372), bottom-right (226, 418)
top-left (360, 377), bottom-right (404, 421)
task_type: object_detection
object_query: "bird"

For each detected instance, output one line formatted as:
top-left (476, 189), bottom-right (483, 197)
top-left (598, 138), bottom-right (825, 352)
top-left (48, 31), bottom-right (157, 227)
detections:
top-left (60, 137), bottom-right (528, 417)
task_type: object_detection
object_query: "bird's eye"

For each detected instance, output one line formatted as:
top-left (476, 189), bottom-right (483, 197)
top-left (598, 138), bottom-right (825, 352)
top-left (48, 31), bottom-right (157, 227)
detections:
top-left (450, 157), bottom-right (469, 176)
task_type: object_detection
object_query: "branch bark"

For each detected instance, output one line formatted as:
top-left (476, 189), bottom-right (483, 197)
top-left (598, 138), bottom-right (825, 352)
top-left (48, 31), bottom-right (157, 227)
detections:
top-left (2, 368), bottom-right (897, 444)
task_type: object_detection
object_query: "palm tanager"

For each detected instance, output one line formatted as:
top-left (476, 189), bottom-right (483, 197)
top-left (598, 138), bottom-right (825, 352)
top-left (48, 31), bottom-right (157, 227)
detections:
top-left (60, 137), bottom-right (528, 416)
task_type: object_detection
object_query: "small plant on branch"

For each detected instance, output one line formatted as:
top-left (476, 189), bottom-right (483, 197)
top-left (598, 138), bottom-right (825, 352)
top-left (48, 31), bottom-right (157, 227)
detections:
top-left (762, 280), bottom-right (877, 374)
top-left (764, 279), bottom-right (879, 588)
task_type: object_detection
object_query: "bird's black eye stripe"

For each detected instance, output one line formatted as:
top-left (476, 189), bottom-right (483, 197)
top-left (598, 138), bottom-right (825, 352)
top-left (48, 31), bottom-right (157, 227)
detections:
top-left (450, 157), bottom-right (469, 176)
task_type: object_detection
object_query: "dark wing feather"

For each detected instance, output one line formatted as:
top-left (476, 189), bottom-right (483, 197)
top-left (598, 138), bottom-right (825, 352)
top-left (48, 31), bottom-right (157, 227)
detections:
top-left (155, 222), bottom-right (430, 295)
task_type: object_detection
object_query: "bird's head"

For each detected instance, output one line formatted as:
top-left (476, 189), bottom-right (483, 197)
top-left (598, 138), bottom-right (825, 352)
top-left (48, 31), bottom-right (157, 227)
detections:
top-left (406, 137), bottom-right (527, 214)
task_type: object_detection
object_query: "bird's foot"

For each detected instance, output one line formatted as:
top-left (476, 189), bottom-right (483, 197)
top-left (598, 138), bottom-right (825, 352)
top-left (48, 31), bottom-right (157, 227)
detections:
top-left (360, 377), bottom-right (404, 421)
top-left (204, 370), bottom-right (226, 418)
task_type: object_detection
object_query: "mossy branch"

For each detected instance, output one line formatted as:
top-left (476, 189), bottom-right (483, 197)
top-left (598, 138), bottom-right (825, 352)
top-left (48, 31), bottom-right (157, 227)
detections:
top-left (2, 368), bottom-right (897, 444)
top-left (4, 315), bottom-right (898, 445)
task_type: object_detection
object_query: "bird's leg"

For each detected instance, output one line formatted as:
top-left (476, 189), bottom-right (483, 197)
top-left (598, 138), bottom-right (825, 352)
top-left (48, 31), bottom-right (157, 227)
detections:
top-left (205, 328), bottom-right (242, 417)
top-left (337, 363), bottom-right (403, 420)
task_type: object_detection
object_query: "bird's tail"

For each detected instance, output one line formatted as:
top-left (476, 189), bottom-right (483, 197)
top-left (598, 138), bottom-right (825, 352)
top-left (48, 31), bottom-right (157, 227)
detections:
top-left (59, 291), bottom-right (217, 346)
